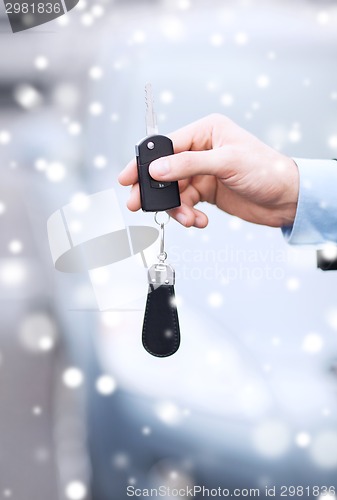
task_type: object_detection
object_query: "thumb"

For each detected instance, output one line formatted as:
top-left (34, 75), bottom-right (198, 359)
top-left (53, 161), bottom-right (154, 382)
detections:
top-left (149, 147), bottom-right (232, 181)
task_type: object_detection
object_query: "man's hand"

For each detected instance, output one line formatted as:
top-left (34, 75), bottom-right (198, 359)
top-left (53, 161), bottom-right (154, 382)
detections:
top-left (118, 114), bottom-right (299, 229)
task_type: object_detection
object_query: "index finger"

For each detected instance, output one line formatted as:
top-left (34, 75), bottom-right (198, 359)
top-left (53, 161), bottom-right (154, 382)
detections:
top-left (167, 114), bottom-right (216, 153)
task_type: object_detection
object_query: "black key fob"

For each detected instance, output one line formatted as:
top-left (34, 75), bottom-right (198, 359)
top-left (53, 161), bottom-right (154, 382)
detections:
top-left (136, 134), bottom-right (181, 212)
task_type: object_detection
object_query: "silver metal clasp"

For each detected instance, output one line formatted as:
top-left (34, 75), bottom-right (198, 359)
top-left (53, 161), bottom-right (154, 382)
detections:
top-left (149, 212), bottom-right (175, 288)
top-left (148, 263), bottom-right (175, 287)
top-left (154, 211), bottom-right (170, 263)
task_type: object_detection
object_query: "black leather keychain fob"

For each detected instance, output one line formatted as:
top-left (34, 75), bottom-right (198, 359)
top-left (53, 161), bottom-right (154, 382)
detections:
top-left (142, 262), bottom-right (180, 357)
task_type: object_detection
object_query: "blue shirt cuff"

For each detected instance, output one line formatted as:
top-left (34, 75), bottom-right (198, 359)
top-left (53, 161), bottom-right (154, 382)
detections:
top-left (282, 158), bottom-right (337, 245)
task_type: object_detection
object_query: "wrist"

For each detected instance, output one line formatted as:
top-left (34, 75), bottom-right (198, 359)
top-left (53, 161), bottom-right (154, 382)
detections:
top-left (276, 157), bottom-right (299, 226)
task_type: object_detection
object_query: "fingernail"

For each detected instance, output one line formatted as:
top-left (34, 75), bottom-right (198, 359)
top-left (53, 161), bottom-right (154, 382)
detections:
top-left (150, 158), bottom-right (170, 177)
top-left (176, 213), bottom-right (187, 225)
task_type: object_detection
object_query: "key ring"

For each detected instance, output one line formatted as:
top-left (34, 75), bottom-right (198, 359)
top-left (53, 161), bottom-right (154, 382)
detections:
top-left (154, 212), bottom-right (170, 226)
top-left (154, 212), bottom-right (170, 262)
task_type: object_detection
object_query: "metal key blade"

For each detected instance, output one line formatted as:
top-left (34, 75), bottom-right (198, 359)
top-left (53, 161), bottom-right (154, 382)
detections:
top-left (145, 83), bottom-right (159, 136)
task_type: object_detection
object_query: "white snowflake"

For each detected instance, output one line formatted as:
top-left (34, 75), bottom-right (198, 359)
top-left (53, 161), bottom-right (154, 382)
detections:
top-left (155, 401), bottom-right (183, 426)
top-left (207, 292), bottom-right (223, 308)
top-left (210, 33), bottom-right (224, 47)
top-left (170, 294), bottom-right (182, 307)
top-left (89, 101), bottom-right (103, 115)
top-left (286, 277), bottom-right (300, 291)
top-left (90, 267), bottom-right (110, 285)
top-left (96, 375), bottom-right (117, 395)
top-left (81, 13), bottom-right (94, 26)
top-left (0, 130), bottom-right (11, 145)
top-left (32, 406), bottom-right (42, 416)
top-left (39, 336), bottom-right (54, 351)
top-left (112, 452), bottom-right (129, 469)
top-left (142, 426), bottom-right (152, 436)
top-left (68, 220), bottom-right (82, 234)
top-left (34, 56), bottom-right (49, 71)
top-left (220, 93), bottom-right (234, 107)
top-left (91, 4), bottom-right (104, 17)
top-left (46, 162), bottom-right (66, 182)
top-left (35, 158), bottom-right (48, 171)
top-left (160, 91), bottom-right (174, 104)
top-left (68, 122), bottom-right (82, 136)
top-left (89, 66), bottom-right (103, 80)
top-left (301, 333), bottom-right (323, 354)
top-left (65, 481), bottom-right (87, 500)
top-left (101, 312), bottom-right (122, 328)
top-left (8, 240), bottom-right (23, 254)
top-left (271, 337), bottom-right (281, 347)
top-left (317, 11), bottom-right (329, 25)
top-left (256, 75), bottom-right (270, 89)
top-left (93, 155), bottom-right (107, 169)
top-left (295, 432), bottom-right (311, 448)
top-left (0, 261), bottom-right (26, 287)
top-left (234, 32), bottom-right (248, 45)
top-left (161, 16), bottom-right (185, 41)
top-left (63, 368), bottom-right (84, 389)
top-left (177, 0), bottom-right (191, 10)
top-left (328, 135), bottom-right (337, 150)
top-left (132, 30), bottom-right (146, 44)
top-left (70, 192), bottom-right (90, 212)
top-left (288, 127), bottom-right (302, 143)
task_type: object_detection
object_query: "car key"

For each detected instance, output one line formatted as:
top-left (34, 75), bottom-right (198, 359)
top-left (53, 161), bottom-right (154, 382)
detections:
top-left (135, 83), bottom-right (181, 212)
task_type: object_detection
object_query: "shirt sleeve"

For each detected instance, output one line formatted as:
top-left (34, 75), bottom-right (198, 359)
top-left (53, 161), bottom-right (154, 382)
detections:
top-left (282, 158), bottom-right (337, 245)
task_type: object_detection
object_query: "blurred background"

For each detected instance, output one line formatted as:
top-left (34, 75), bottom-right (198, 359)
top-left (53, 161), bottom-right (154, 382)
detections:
top-left (1, 0), bottom-right (337, 498)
